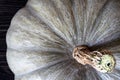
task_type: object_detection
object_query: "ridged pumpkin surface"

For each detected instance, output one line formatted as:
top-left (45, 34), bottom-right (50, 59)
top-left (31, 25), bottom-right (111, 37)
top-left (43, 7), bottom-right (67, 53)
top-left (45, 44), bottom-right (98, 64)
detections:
top-left (7, 0), bottom-right (120, 80)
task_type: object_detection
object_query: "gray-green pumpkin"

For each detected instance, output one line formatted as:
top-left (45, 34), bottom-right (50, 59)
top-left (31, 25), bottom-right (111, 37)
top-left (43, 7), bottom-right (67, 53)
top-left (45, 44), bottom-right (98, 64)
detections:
top-left (6, 0), bottom-right (120, 80)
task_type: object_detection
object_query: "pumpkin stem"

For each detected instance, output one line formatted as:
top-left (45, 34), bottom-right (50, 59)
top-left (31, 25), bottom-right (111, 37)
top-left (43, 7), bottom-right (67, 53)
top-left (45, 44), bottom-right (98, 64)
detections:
top-left (72, 45), bottom-right (116, 73)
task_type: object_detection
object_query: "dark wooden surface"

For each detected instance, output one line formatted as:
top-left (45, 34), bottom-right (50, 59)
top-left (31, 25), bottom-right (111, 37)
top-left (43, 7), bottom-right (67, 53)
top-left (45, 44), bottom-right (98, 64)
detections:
top-left (0, 0), bottom-right (27, 80)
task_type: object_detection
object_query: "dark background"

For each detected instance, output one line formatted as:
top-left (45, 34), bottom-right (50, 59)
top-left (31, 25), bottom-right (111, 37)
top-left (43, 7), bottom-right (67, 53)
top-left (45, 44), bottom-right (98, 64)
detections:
top-left (0, 0), bottom-right (27, 80)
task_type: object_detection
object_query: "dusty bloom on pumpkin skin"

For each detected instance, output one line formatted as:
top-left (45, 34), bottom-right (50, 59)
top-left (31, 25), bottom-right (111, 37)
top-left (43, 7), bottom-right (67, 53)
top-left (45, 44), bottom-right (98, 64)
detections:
top-left (6, 0), bottom-right (120, 80)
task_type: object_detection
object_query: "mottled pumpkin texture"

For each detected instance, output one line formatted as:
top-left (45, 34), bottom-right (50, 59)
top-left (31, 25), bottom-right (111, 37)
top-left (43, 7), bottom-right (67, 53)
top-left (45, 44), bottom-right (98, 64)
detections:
top-left (6, 0), bottom-right (120, 80)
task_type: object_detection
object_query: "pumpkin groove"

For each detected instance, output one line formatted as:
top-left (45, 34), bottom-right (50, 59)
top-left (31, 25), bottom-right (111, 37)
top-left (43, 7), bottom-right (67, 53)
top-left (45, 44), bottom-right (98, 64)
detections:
top-left (7, 0), bottom-right (120, 80)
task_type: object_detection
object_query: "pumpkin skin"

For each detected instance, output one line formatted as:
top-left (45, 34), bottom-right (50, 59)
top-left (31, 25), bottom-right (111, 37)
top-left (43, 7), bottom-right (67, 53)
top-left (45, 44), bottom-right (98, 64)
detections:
top-left (6, 0), bottom-right (120, 80)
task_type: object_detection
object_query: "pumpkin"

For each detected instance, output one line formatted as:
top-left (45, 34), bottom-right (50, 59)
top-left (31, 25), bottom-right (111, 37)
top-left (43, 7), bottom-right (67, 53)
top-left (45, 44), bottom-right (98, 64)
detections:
top-left (6, 0), bottom-right (120, 80)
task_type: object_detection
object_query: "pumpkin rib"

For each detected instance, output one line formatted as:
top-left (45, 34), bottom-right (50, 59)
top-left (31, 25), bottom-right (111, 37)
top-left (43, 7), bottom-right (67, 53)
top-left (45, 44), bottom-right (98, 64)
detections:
top-left (15, 60), bottom-right (72, 80)
top-left (86, 0), bottom-right (110, 42)
top-left (7, 8), bottom-right (73, 52)
top-left (25, 6), bottom-right (75, 52)
top-left (89, 1), bottom-right (120, 44)
top-left (26, 0), bottom-right (76, 47)
top-left (25, 5), bottom-right (75, 49)
top-left (46, 61), bottom-right (73, 80)
top-left (6, 0), bottom-right (120, 80)
top-left (71, 0), bottom-right (108, 45)
top-left (85, 0), bottom-right (109, 42)
top-left (71, 0), bottom-right (86, 45)
top-left (24, 7), bottom-right (71, 43)
top-left (49, 0), bottom-right (77, 46)
top-left (82, 0), bottom-right (107, 44)
top-left (7, 27), bottom-right (65, 51)
top-left (7, 48), bottom-right (69, 76)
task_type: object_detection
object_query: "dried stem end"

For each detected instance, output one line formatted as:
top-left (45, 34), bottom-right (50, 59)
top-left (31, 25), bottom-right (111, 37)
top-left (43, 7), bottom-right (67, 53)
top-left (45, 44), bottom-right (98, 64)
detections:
top-left (72, 45), bottom-right (115, 73)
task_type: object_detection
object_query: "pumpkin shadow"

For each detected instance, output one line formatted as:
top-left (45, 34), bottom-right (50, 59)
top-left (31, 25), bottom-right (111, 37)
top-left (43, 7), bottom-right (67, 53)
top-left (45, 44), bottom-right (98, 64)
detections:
top-left (91, 37), bottom-right (120, 51)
